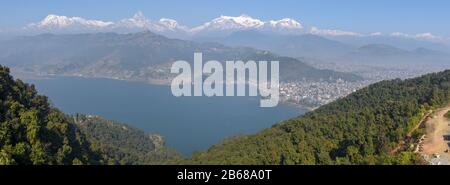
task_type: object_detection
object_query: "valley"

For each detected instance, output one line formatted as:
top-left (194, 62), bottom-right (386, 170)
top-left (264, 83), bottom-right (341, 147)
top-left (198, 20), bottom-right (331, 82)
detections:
top-left (27, 76), bottom-right (302, 155)
top-left (2, 59), bottom-right (450, 165)
top-left (1, 6), bottom-right (450, 166)
top-left (1, 31), bottom-right (364, 110)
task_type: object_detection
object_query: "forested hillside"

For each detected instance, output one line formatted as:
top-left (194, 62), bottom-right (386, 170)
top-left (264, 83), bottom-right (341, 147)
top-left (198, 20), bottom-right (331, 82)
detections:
top-left (189, 70), bottom-right (450, 164)
top-left (73, 114), bottom-right (181, 164)
top-left (0, 65), bottom-right (180, 164)
top-left (0, 65), bottom-right (97, 164)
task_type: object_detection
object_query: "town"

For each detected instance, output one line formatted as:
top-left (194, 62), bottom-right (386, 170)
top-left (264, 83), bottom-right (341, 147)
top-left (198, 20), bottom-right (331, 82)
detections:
top-left (278, 63), bottom-right (449, 110)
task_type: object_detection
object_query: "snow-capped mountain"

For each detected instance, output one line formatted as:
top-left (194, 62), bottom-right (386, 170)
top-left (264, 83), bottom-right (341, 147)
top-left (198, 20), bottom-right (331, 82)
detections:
top-left (267, 18), bottom-right (302, 29)
top-left (14, 12), bottom-right (448, 45)
top-left (24, 12), bottom-right (188, 35)
top-left (26, 14), bottom-right (113, 32)
top-left (190, 15), bottom-right (304, 35)
top-left (191, 15), bottom-right (265, 32)
top-left (262, 18), bottom-right (303, 34)
top-left (158, 18), bottom-right (188, 32)
top-left (23, 13), bottom-right (305, 36)
top-left (115, 11), bottom-right (151, 29)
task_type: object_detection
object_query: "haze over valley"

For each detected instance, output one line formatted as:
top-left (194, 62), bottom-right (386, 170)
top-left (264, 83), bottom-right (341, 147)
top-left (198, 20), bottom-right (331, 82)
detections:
top-left (1, 0), bottom-right (450, 165)
top-left (2, 13), bottom-right (450, 109)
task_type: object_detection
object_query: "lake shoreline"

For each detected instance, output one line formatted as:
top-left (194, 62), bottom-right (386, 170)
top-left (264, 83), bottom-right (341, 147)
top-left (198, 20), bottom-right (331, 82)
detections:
top-left (16, 71), bottom-right (315, 111)
top-left (26, 74), bottom-right (305, 155)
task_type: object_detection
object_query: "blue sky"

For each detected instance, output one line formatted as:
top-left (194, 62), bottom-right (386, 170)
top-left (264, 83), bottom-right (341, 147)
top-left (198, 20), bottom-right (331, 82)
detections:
top-left (1, 0), bottom-right (449, 36)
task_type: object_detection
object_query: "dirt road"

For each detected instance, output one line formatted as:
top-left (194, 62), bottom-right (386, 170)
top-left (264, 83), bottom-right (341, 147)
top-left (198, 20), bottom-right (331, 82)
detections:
top-left (420, 105), bottom-right (450, 164)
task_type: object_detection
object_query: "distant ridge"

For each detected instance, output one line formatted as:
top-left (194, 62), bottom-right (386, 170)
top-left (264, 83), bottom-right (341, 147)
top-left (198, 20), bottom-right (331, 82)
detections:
top-left (0, 31), bottom-right (362, 82)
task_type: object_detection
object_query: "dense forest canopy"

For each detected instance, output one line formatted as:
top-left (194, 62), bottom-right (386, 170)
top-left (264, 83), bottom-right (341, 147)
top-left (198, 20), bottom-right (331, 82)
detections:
top-left (0, 65), bottom-right (97, 164)
top-left (0, 65), bottom-right (179, 164)
top-left (73, 114), bottom-right (181, 164)
top-left (188, 70), bottom-right (450, 164)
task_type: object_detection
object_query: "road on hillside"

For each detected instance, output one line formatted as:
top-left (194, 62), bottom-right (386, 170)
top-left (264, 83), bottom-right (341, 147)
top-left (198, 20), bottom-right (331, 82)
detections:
top-left (421, 105), bottom-right (450, 165)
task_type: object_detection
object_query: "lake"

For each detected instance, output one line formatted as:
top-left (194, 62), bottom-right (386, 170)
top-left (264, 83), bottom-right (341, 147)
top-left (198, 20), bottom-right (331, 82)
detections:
top-left (28, 76), bottom-right (304, 155)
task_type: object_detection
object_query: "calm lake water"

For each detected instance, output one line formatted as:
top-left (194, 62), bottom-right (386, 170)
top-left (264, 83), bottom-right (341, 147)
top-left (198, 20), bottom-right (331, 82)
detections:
top-left (28, 77), bottom-right (304, 155)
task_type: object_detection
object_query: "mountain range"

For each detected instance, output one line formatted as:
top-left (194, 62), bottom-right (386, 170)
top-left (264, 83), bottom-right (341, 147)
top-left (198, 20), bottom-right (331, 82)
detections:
top-left (197, 30), bottom-right (450, 64)
top-left (20, 12), bottom-right (304, 38)
top-left (341, 44), bottom-right (450, 65)
top-left (198, 30), bottom-right (355, 59)
top-left (1, 12), bottom-right (449, 66)
top-left (0, 31), bottom-right (362, 83)
top-left (0, 12), bottom-right (446, 48)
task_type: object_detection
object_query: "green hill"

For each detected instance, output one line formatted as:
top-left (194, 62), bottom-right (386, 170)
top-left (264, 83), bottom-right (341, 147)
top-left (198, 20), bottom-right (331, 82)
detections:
top-left (73, 114), bottom-right (181, 165)
top-left (188, 70), bottom-right (450, 164)
top-left (0, 65), bottom-right (97, 164)
top-left (0, 65), bottom-right (180, 164)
